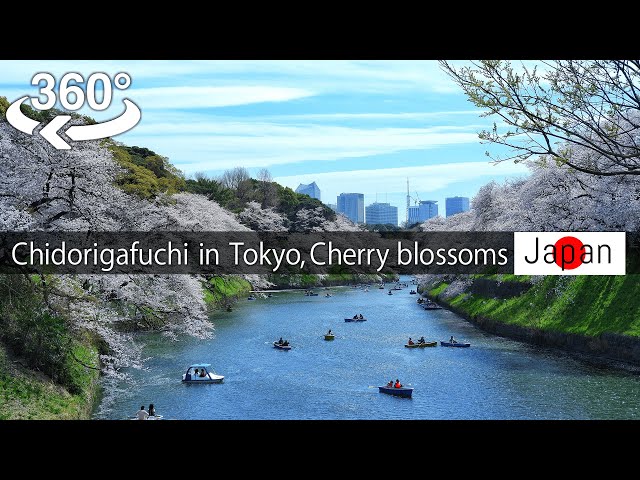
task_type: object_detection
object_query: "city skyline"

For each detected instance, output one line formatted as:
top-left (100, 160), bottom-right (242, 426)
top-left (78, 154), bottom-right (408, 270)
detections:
top-left (298, 174), bottom-right (495, 220)
top-left (304, 183), bottom-right (471, 222)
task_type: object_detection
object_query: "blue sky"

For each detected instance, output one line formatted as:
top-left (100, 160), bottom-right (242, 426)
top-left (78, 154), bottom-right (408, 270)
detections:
top-left (0, 61), bottom-right (529, 219)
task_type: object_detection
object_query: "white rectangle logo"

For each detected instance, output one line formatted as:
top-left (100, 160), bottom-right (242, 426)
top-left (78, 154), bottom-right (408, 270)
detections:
top-left (514, 232), bottom-right (626, 275)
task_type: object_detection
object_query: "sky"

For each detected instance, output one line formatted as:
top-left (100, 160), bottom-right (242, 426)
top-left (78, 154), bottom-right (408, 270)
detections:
top-left (0, 60), bottom-right (530, 221)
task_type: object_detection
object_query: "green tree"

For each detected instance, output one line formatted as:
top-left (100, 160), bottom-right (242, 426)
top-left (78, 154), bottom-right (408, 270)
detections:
top-left (108, 143), bottom-right (185, 198)
top-left (0, 96), bottom-right (9, 120)
top-left (257, 168), bottom-right (277, 208)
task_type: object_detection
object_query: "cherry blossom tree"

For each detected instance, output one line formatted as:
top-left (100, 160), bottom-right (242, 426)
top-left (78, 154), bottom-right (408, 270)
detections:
top-left (0, 120), bottom-right (255, 377)
top-left (239, 201), bottom-right (289, 231)
top-left (0, 113), bottom-right (364, 381)
top-left (423, 145), bottom-right (640, 234)
top-left (441, 60), bottom-right (640, 176)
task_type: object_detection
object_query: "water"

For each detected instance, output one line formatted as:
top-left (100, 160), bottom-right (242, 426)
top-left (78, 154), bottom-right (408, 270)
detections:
top-left (97, 280), bottom-right (640, 419)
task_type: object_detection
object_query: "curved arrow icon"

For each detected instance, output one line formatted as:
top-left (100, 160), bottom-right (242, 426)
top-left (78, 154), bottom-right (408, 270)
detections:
top-left (66, 99), bottom-right (141, 141)
top-left (6, 96), bottom-right (40, 135)
top-left (41, 115), bottom-right (72, 150)
top-left (5, 97), bottom-right (141, 149)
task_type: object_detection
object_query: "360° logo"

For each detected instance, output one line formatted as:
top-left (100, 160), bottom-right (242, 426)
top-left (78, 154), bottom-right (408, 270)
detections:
top-left (6, 72), bottom-right (141, 150)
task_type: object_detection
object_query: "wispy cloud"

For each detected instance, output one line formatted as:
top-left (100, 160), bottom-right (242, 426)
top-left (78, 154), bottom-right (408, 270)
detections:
top-left (130, 86), bottom-right (314, 109)
top-left (123, 122), bottom-right (482, 171)
top-left (0, 60), bottom-right (459, 95)
top-left (251, 110), bottom-right (483, 121)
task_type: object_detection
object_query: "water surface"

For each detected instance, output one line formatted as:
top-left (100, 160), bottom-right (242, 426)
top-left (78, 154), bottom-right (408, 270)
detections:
top-left (97, 280), bottom-right (640, 419)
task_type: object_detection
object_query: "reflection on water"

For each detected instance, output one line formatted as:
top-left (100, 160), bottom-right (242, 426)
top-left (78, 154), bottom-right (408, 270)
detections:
top-left (96, 279), bottom-right (640, 419)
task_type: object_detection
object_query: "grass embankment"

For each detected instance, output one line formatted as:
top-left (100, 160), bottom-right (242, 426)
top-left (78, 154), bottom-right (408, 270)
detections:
top-left (0, 340), bottom-right (100, 420)
top-left (0, 275), bottom-right (101, 419)
top-left (430, 275), bottom-right (640, 337)
top-left (203, 276), bottom-right (253, 308)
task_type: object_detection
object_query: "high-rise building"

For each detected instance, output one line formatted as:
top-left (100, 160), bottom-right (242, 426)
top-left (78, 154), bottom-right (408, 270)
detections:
top-left (446, 196), bottom-right (470, 217)
top-left (295, 182), bottom-right (321, 200)
top-left (337, 193), bottom-right (365, 224)
top-left (408, 200), bottom-right (438, 224)
top-left (365, 202), bottom-right (398, 226)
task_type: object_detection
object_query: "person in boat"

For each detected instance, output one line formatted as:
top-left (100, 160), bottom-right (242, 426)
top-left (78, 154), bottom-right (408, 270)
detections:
top-left (194, 368), bottom-right (199, 378)
top-left (353, 314), bottom-right (358, 319)
top-left (136, 405), bottom-right (149, 420)
top-left (394, 379), bottom-right (402, 388)
top-left (148, 404), bottom-right (156, 417)
top-left (419, 336), bottom-right (425, 344)
top-left (387, 380), bottom-right (394, 387)
top-left (449, 335), bottom-right (457, 344)
top-left (408, 337), bottom-right (414, 345)
top-left (283, 340), bottom-right (289, 346)
top-left (199, 369), bottom-right (207, 378)
top-left (327, 329), bottom-right (332, 335)
top-left (358, 314), bottom-right (364, 319)
top-left (278, 337), bottom-right (284, 345)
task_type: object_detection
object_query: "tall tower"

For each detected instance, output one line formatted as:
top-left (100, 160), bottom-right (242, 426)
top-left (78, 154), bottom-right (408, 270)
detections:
top-left (406, 178), bottom-right (410, 225)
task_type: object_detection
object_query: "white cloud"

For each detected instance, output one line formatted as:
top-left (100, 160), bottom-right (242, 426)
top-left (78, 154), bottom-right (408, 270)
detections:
top-left (251, 110), bottom-right (483, 121)
top-left (0, 61), bottom-right (222, 84)
top-left (0, 85), bottom-right (315, 119)
top-left (129, 86), bottom-right (314, 109)
top-left (0, 60), bottom-right (464, 95)
top-left (121, 122), bottom-right (482, 170)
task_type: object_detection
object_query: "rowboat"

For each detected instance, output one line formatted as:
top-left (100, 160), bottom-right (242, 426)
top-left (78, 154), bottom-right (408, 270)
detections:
top-left (440, 341), bottom-right (471, 348)
top-left (378, 385), bottom-right (413, 398)
top-left (404, 341), bottom-right (437, 348)
top-left (273, 342), bottom-right (292, 350)
top-left (182, 363), bottom-right (224, 384)
top-left (409, 290), bottom-right (417, 294)
top-left (388, 291), bottom-right (393, 295)
top-left (324, 334), bottom-right (335, 341)
top-left (247, 296), bottom-right (256, 301)
top-left (423, 303), bottom-right (443, 310)
top-left (129, 415), bottom-right (164, 421)
top-left (344, 317), bottom-right (367, 322)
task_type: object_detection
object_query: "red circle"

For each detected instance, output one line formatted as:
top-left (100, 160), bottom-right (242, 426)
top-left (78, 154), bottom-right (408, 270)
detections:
top-left (554, 236), bottom-right (584, 270)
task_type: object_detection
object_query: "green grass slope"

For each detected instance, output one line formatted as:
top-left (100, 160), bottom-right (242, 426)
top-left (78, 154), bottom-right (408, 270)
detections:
top-left (432, 275), bottom-right (640, 337)
top-left (0, 341), bottom-right (99, 420)
top-left (203, 276), bottom-right (253, 307)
